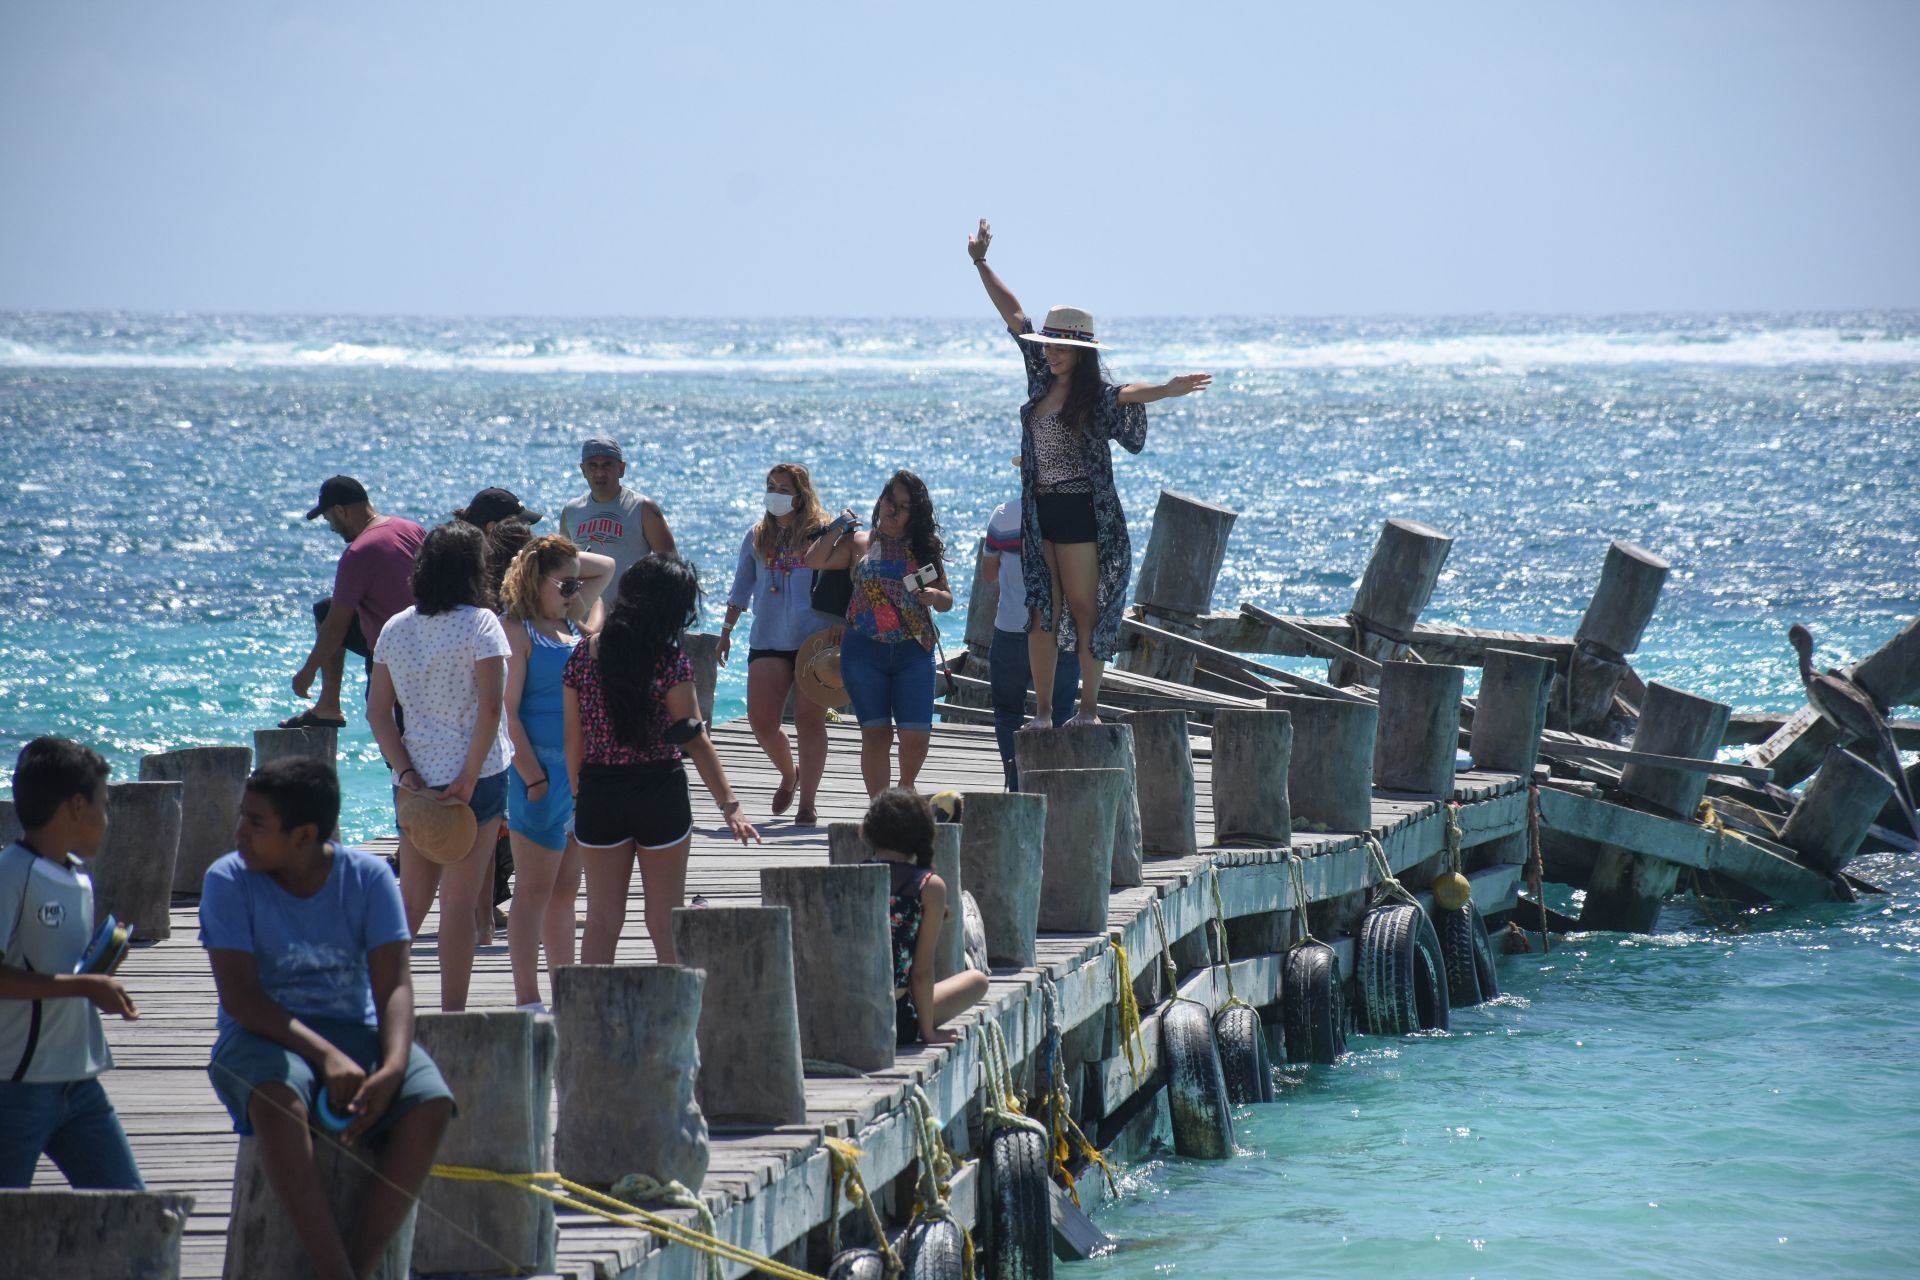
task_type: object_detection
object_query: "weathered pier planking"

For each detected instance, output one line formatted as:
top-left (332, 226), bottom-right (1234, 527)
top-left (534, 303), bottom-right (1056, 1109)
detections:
top-left (32, 716), bottom-right (1530, 1280)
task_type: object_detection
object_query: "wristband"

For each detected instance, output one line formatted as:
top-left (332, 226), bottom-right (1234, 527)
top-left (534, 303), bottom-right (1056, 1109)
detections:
top-left (399, 768), bottom-right (421, 785)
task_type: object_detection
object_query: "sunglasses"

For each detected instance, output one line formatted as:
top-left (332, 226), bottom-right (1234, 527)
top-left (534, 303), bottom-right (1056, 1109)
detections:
top-left (547, 576), bottom-right (584, 598)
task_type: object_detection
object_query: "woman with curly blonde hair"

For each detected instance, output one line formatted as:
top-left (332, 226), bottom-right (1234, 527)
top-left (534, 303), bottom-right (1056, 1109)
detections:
top-left (720, 462), bottom-right (836, 823)
top-left (497, 533), bottom-right (613, 1010)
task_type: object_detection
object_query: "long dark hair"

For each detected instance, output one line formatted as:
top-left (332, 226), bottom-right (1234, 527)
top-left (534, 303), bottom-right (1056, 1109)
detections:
top-left (871, 469), bottom-right (944, 573)
top-left (1057, 344), bottom-right (1112, 438)
top-left (412, 521), bottom-right (491, 616)
top-left (597, 554), bottom-right (702, 749)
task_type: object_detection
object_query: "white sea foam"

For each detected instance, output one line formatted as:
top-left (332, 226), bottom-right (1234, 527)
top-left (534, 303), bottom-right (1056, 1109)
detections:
top-left (1, 325), bottom-right (1915, 373)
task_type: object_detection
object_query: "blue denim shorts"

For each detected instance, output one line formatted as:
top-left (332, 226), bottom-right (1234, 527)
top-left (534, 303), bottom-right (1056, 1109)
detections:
top-left (840, 630), bottom-right (936, 732)
top-left (209, 1017), bottom-right (454, 1138)
top-left (469, 768), bottom-right (509, 826)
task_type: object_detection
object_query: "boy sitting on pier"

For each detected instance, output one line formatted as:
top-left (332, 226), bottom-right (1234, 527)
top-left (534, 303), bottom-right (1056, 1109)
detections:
top-left (862, 789), bottom-right (989, 1045)
top-left (0, 736), bottom-right (144, 1190)
top-left (202, 757), bottom-right (453, 1280)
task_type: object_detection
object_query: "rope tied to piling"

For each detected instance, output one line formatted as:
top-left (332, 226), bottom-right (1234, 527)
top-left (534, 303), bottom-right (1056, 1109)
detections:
top-left (1207, 871), bottom-right (1251, 1011)
top-left (824, 1137), bottom-right (902, 1278)
top-left (1285, 851), bottom-right (1325, 947)
top-left (903, 1085), bottom-right (977, 1280)
top-left (429, 1165), bottom-right (824, 1280)
top-left (1037, 973), bottom-right (1118, 1207)
top-left (1362, 835), bottom-right (1422, 911)
top-left (1108, 938), bottom-right (1146, 1085)
top-left (1444, 802), bottom-right (1465, 874)
top-left (611, 1174), bottom-right (722, 1280)
top-left (1150, 899), bottom-right (1186, 1000)
top-left (978, 1019), bottom-right (1046, 1140)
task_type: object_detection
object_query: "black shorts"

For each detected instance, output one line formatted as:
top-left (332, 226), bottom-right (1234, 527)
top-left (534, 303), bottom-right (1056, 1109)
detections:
top-left (1036, 492), bottom-right (1097, 544)
top-left (748, 647), bottom-right (799, 667)
top-left (573, 759), bottom-right (693, 851)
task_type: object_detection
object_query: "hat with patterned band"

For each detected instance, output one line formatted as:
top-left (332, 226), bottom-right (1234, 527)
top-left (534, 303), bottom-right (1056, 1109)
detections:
top-left (1017, 305), bottom-right (1106, 351)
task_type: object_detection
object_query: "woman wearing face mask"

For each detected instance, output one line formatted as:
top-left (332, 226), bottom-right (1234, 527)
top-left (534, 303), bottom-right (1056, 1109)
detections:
top-left (804, 469), bottom-right (951, 797)
top-left (720, 464), bottom-right (835, 824)
top-left (967, 218), bottom-right (1211, 728)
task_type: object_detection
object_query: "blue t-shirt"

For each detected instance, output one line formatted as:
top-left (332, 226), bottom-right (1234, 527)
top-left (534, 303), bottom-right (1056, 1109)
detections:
top-left (198, 846), bottom-right (409, 1032)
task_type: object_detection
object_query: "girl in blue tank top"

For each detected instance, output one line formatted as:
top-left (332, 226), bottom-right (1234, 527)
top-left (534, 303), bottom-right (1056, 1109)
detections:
top-left (499, 534), bottom-right (614, 1010)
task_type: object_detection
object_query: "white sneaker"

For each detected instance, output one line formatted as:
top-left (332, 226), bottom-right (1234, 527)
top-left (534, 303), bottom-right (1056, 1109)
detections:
top-left (516, 1001), bottom-right (548, 1014)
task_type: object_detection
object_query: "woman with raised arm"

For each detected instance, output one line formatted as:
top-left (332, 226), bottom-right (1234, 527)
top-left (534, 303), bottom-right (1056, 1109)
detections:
top-left (803, 470), bottom-right (952, 797)
top-left (968, 218), bottom-right (1211, 728)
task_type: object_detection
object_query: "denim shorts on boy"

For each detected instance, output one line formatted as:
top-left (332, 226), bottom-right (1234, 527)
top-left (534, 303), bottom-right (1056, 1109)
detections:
top-left (507, 745), bottom-right (574, 850)
top-left (839, 630), bottom-right (936, 732)
top-left (574, 759), bottom-right (694, 850)
top-left (208, 1016), bottom-right (453, 1137)
top-left (0, 1077), bottom-right (143, 1189)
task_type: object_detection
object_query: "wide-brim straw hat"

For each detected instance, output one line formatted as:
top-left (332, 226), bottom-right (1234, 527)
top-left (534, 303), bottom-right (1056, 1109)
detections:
top-left (397, 788), bottom-right (479, 865)
top-left (796, 630), bottom-right (851, 710)
top-left (1018, 305), bottom-right (1106, 351)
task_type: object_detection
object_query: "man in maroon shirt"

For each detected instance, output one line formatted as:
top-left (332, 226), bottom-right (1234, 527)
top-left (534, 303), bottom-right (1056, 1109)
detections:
top-left (282, 476), bottom-right (427, 729)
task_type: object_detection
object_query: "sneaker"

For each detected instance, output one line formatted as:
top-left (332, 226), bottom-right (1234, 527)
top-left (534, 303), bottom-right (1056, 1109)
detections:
top-left (516, 1001), bottom-right (548, 1014)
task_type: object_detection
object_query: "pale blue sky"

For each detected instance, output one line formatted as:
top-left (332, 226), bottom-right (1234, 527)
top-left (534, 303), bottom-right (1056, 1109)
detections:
top-left (3, 1), bottom-right (1916, 316)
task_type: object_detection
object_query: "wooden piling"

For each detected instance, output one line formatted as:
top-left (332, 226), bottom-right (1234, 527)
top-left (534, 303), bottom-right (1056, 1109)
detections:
top-left (957, 791), bottom-right (1047, 967)
top-left (1210, 709), bottom-right (1293, 844)
top-left (227, 1134), bottom-right (415, 1279)
top-left (1330, 519), bottom-right (1452, 686)
top-left (682, 633), bottom-right (721, 724)
top-left (1471, 648), bottom-right (1555, 775)
top-left (94, 781), bottom-right (183, 941)
top-left (139, 746), bottom-right (251, 895)
top-left (931, 823), bottom-right (965, 980)
top-left (1780, 747), bottom-right (1897, 875)
top-left (1549, 541), bottom-right (1669, 736)
top-left (3, 1190), bottom-right (194, 1280)
top-left (671, 906), bottom-right (809, 1127)
top-left (411, 1010), bottom-right (558, 1275)
top-left (251, 725), bottom-right (337, 773)
top-left (1373, 661), bottom-right (1467, 797)
top-left (1015, 722), bottom-right (1143, 886)
top-left (1022, 767), bottom-right (1125, 933)
top-left (552, 965), bottom-right (710, 1188)
top-left (1579, 681), bottom-right (1729, 932)
top-left (759, 865), bottom-right (896, 1071)
top-left (1132, 490), bottom-right (1239, 619)
top-left (1267, 693), bottom-right (1378, 831)
top-left (1125, 710), bottom-right (1198, 856)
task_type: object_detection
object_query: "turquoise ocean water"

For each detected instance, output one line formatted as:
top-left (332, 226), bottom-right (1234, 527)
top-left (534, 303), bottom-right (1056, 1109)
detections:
top-left (2, 313), bottom-right (1916, 1274)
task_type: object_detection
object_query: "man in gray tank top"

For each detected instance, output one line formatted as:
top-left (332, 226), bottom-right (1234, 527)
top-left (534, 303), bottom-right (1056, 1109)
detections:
top-left (559, 436), bottom-right (676, 605)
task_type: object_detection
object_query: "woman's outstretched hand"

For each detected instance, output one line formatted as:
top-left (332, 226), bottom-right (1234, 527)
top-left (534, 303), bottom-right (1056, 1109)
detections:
top-left (1164, 373), bottom-right (1213, 397)
top-left (968, 218), bottom-right (991, 263)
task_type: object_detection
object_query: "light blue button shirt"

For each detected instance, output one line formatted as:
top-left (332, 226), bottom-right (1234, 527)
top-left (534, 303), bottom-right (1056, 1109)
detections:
top-left (727, 529), bottom-right (835, 651)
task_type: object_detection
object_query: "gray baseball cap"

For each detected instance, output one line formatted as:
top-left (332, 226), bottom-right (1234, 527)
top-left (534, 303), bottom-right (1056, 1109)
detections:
top-left (580, 436), bottom-right (623, 462)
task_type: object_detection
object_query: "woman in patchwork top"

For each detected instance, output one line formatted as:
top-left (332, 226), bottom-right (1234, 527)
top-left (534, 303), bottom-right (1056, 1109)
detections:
top-left (966, 218), bottom-right (1212, 728)
top-left (804, 470), bottom-right (953, 797)
top-left (719, 463), bottom-right (836, 826)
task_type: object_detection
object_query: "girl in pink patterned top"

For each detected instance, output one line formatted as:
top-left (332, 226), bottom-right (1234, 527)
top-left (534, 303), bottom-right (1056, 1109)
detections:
top-left (563, 555), bottom-right (759, 965)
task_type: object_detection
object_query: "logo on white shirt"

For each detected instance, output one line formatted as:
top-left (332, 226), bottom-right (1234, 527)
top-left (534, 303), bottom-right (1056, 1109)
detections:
top-left (37, 901), bottom-right (65, 927)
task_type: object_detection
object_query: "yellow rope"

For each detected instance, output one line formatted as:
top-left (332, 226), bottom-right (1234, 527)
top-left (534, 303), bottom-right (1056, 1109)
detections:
top-left (611, 1174), bottom-right (722, 1280)
top-left (904, 1086), bottom-right (976, 1280)
top-left (1109, 940), bottom-right (1144, 1085)
top-left (1363, 836), bottom-right (1421, 910)
top-left (1207, 873), bottom-right (1249, 1010)
top-left (429, 1165), bottom-right (822, 1280)
top-left (1285, 852), bottom-right (1324, 947)
top-left (824, 1138), bottom-right (900, 1278)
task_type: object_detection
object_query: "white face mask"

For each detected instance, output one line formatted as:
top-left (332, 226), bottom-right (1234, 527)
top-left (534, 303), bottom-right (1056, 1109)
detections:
top-left (764, 491), bottom-right (795, 517)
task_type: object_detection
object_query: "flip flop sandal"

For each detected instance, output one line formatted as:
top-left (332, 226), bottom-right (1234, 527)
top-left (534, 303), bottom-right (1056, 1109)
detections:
top-left (279, 709), bottom-right (348, 730)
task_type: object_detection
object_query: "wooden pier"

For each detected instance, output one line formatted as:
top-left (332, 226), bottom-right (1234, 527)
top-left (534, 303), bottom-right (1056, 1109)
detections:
top-left (29, 714), bottom-right (1531, 1279)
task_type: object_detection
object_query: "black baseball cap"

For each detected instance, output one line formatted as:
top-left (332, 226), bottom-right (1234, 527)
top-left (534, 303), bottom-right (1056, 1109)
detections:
top-left (456, 487), bottom-right (543, 526)
top-left (305, 475), bottom-right (369, 520)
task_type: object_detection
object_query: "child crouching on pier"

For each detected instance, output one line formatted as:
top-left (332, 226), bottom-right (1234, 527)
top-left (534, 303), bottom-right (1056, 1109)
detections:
top-left (861, 789), bottom-right (988, 1046)
top-left (202, 758), bottom-right (453, 1280)
top-left (0, 737), bottom-right (144, 1190)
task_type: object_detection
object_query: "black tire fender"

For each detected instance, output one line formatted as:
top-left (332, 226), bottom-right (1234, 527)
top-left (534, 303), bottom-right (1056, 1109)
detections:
top-left (829, 1248), bottom-right (888, 1280)
top-left (1357, 902), bottom-right (1452, 1035)
top-left (1434, 900), bottom-right (1499, 1007)
top-left (987, 1125), bottom-right (1053, 1280)
top-left (1213, 1002), bottom-right (1272, 1105)
top-left (905, 1218), bottom-right (969, 1280)
top-left (1161, 998), bottom-right (1235, 1158)
top-left (1282, 941), bottom-right (1348, 1065)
